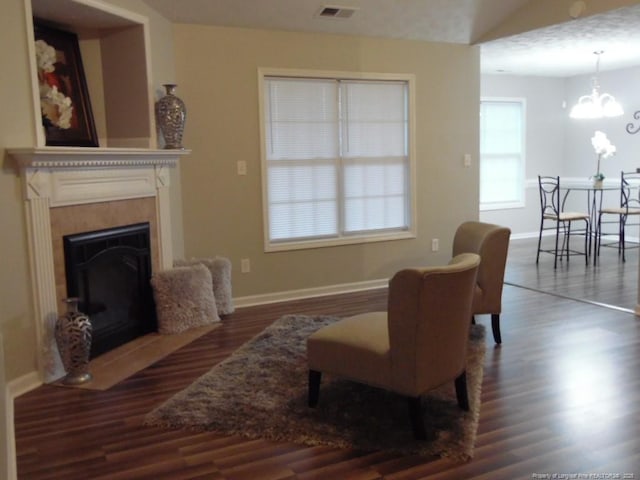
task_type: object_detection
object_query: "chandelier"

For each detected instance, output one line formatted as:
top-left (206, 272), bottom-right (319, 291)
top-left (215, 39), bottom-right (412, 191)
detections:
top-left (570, 51), bottom-right (623, 119)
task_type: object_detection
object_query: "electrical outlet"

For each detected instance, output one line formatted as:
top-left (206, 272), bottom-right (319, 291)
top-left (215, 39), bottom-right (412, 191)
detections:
top-left (431, 238), bottom-right (439, 252)
top-left (463, 154), bottom-right (471, 167)
top-left (237, 160), bottom-right (247, 175)
top-left (240, 258), bottom-right (250, 273)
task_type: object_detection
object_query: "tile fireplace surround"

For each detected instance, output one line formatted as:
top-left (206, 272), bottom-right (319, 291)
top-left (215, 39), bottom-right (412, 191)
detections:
top-left (9, 147), bottom-right (189, 383)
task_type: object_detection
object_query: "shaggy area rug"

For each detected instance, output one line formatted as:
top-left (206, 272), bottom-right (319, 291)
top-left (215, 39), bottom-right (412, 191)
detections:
top-left (144, 314), bottom-right (486, 462)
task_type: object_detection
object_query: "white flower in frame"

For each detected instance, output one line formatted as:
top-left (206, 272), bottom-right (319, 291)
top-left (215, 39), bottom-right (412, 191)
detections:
top-left (34, 39), bottom-right (74, 130)
top-left (35, 39), bottom-right (56, 73)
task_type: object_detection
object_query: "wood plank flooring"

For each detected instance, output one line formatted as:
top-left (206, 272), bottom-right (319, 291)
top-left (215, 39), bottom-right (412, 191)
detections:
top-left (506, 236), bottom-right (639, 311)
top-left (13, 250), bottom-right (640, 479)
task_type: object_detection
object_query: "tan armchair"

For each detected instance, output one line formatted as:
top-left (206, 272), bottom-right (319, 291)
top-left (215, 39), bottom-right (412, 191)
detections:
top-left (452, 221), bottom-right (511, 344)
top-left (307, 253), bottom-right (480, 439)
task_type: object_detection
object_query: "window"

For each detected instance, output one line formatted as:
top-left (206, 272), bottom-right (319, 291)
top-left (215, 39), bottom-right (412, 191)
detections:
top-left (260, 70), bottom-right (415, 250)
top-left (479, 98), bottom-right (526, 210)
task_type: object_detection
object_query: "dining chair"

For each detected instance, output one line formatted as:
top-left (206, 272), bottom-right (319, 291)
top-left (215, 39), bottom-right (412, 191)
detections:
top-left (596, 171), bottom-right (640, 262)
top-left (537, 176), bottom-right (590, 268)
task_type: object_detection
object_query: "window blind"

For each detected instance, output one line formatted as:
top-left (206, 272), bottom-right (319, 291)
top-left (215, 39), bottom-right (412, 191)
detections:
top-left (480, 99), bottom-right (525, 209)
top-left (264, 76), bottom-right (410, 243)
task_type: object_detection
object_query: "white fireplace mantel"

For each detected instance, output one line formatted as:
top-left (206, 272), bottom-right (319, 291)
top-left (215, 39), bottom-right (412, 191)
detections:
top-left (10, 147), bottom-right (189, 208)
top-left (8, 146), bottom-right (189, 383)
top-left (10, 147), bottom-right (187, 168)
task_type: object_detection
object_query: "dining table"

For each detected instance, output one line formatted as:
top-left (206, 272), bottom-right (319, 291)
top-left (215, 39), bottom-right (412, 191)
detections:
top-left (559, 179), bottom-right (620, 262)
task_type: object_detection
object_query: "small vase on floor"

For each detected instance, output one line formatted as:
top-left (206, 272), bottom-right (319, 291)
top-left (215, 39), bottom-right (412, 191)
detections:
top-left (55, 297), bottom-right (93, 385)
top-left (155, 84), bottom-right (186, 149)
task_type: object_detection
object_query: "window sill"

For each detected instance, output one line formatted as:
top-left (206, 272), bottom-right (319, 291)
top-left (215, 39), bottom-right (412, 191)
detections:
top-left (265, 230), bottom-right (416, 252)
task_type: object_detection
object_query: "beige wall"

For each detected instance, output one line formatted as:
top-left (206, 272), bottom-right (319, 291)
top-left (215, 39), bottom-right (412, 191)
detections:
top-left (0, 2), bottom-right (480, 383)
top-left (1, 0), bottom-right (41, 385)
top-left (174, 25), bottom-right (480, 297)
top-left (1, 7), bottom-right (479, 475)
top-left (0, 0), bottom-right (180, 385)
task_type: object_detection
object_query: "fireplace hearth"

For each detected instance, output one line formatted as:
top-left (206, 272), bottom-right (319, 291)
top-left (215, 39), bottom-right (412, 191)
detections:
top-left (64, 222), bottom-right (156, 358)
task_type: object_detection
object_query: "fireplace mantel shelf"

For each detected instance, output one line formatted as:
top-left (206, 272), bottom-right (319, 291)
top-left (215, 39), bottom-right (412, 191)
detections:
top-left (9, 147), bottom-right (191, 170)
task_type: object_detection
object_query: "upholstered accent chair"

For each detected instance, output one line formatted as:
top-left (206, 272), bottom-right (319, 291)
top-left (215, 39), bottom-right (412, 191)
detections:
top-left (306, 253), bottom-right (480, 440)
top-left (452, 221), bottom-right (511, 345)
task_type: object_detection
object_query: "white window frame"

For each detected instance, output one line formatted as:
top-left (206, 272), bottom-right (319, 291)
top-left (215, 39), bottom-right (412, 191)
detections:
top-left (479, 97), bottom-right (526, 211)
top-left (258, 68), bottom-right (417, 252)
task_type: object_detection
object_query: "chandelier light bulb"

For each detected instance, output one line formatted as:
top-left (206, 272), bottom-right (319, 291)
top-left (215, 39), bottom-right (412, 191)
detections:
top-left (569, 52), bottom-right (623, 120)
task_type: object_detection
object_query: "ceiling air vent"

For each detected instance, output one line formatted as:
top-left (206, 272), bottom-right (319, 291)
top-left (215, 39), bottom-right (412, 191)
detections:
top-left (316, 5), bottom-right (358, 19)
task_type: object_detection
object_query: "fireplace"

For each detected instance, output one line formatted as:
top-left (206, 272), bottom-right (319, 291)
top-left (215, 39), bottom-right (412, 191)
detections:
top-left (9, 147), bottom-right (189, 383)
top-left (64, 222), bottom-right (156, 358)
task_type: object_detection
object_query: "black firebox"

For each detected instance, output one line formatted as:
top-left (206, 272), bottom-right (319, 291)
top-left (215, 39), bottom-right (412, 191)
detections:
top-left (63, 222), bottom-right (156, 359)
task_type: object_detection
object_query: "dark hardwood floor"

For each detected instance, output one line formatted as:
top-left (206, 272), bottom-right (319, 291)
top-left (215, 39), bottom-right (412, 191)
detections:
top-left (506, 235), bottom-right (639, 311)
top-left (14, 244), bottom-right (640, 479)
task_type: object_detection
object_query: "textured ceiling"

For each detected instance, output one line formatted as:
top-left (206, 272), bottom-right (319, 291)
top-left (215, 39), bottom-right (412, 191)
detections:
top-left (142, 0), bottom-right (640, 77)
top-left (142, 0), bottom-right (530, 44)
top-left (482, 4), bottom-right (640, 76)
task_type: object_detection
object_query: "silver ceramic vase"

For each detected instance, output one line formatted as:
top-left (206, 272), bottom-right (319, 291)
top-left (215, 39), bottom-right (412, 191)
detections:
top-left (55, 297), bottom-right (93, 385)
top-left (155, 84), bottom-right (186, 149)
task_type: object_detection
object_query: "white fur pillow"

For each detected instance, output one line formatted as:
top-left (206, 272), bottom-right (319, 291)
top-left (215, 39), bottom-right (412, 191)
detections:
top-left (174, 257), bottom-right (235, 315)
top-left (151, 264), bottom-right (220, 334)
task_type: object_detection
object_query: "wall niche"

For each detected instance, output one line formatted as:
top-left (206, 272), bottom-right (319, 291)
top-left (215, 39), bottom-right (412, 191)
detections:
top-left (28, 0), bottom-right (156, 148)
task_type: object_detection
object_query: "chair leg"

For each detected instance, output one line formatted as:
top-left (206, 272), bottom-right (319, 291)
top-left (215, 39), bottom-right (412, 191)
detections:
top-left (566, 221), bottom-right (572, 263)
top-left (583, 219), bottom-right (589, 265)
top-left (536, 218), bottom-right (544, 264)
top-left (621, 215), bottom-right (627, 262)
top-left (407, 396), bottom-right (427, 440)
top-left (596, 213), bottom-right (602, 262)
top-left (491, 313), bottom-right (502, 344)
top-left (454, 371), bottom-right (470, 411)
top-left (308, 370), bottom-right (321, 407)
top-left (553, 221), bottom-right (560, 269)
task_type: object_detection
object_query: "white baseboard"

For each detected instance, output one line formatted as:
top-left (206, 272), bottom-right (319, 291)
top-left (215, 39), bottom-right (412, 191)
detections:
top-left (8, 371), bottom-right (41, 398)
top-left (510, 230), bottom-right (640, 244)
top-left (234, 278), bottom-right (389, 308)
top-left (510, 231), bottom-right (542, 240)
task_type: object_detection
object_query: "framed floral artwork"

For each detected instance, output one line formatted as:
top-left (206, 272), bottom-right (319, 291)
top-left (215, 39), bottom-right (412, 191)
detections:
top-left (34, 20), bottom-right (98, 147)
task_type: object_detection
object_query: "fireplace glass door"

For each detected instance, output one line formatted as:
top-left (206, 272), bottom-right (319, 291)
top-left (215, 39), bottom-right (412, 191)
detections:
top-left (63, 222), bottom-right (156, 358)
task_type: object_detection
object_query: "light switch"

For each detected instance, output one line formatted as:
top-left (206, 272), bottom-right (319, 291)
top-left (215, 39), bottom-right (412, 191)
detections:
top-left (463, 154), bottom-right (472, 167)
top-left (237, 160), bottom-right (247, 175)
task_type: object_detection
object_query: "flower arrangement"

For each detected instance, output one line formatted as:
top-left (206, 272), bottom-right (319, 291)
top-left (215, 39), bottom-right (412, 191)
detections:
top-left (35, 39), bottom-right (73, 129)
top-left (590, 130), bottom-right (616, 182)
